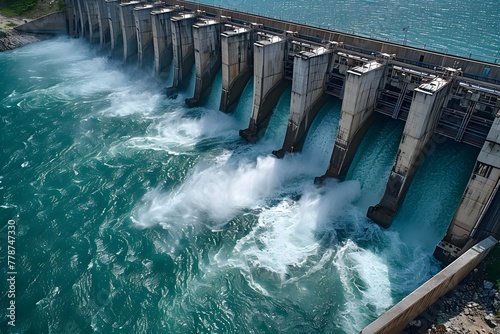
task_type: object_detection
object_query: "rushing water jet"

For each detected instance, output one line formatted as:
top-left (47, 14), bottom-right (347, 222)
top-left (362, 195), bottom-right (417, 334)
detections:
top-left (1, 1), bottom-right (490, 327)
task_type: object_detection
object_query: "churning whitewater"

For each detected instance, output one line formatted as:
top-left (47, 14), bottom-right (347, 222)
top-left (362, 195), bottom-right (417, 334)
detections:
top-left (1, 34), bottom-right (480, 333)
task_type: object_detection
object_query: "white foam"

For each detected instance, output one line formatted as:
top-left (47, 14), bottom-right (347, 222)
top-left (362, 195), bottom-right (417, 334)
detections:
top-left (333, 240), bottom-right (393, 332)
top-left (208, 180), bottom-right (362, 286)
top-left (107, 106), bottom-right (240, 157)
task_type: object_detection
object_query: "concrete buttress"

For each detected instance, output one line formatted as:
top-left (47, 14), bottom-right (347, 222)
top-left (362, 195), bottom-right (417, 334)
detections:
top-left (120, 1), bottom-right (141, 64)
top-left (86, 0), bottom-right (100, 44)
top-left (65, 0), bottom-right (76, 36)
top-left (240, 34), bottom-right (288, 142)
top-left (73, 0), bottom-right (81, 36)
top-left (367, 77), bottom-right (451, 228)
top-left (134, 4), bottom-right (156, 67)
top-left (96, 0), bottom-right (111, 49)
top-left (273, 48), bottom-right (332, 158)
top-left (76, 0), bottom-right (89, 38)
top-left (106, 0), bottom-right (122, 58)
top-left (219, 26), bottom-right (255, 112)
top-left (186, 18), bottom-right (222, 107)
top-left (169, 13), bottom-right (196, 91)
top-left (151, 8), bottom-right (177, 79)
top-left (319, 61), bottom-right (386, 180)
top-left (434, 113), bottom-right (500, 264)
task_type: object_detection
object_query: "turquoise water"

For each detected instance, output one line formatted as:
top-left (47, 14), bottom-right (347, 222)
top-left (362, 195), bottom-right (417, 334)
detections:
top-left (205, 0), bottom-right (500, 62)
top-left (0, 2), bottom-right (488, 332)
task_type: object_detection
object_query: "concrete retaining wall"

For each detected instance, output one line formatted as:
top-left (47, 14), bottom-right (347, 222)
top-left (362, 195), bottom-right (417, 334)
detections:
top-left (15, 12), bottom-right (67, 35)
top-left (168, 0), bottom-right (500, 82)
top-left (360, 236), bottom-right (498, 334)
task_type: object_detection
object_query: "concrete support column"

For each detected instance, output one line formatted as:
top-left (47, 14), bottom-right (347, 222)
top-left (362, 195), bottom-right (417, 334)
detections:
top-left (120, 1), bottom-right (141, 64)
top-left (134, 4), bottom-right (156, 67)
top-left (318, 61), bottom-right (386, 180)
top-left (169, 13), bottom-right (196, 91)
top-left (96, 0), bottom-right (111, 49)
top-left (65, 0), bottom-right (76, 36)
top-left (86, 0), bottom-right (100, 44)
top-left (151, 8), bottom-right (177, 79)
top-left (76, 0), bottom-right (89, 38)
top-left (367, 78), bottom-right (451, 228)
top-left (219, 27), bottom-right (255, 112)
top-left (240, 35), bottom-right (288, 143)
top-left (186, 19), bottom-right (222, 107)
top-left (273, 48), bottom-right (332, 158)
top-left (106, 0), bottom-right (122, 58)
top-left (70, 0), bottom-right (80, 36)
top-left (434, 114), bottom-right (500, 264)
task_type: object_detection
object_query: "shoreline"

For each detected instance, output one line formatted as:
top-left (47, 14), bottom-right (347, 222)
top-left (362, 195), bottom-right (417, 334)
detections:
top-left (403, 258), bottom-right (500, 334)
top-left (0, 13), bottom-right (39, 51)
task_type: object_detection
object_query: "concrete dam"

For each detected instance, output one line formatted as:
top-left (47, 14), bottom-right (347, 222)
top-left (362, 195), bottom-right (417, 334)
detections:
top-left (18, 0), bottom-right (500, 332)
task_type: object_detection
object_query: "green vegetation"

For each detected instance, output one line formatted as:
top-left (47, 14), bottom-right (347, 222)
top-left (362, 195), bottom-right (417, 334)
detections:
top-left (0, 0), bottom-right (38, 16)
top-left (57, 0), bottom-right (65, 11)
top-left (0, 0), bottom-right (61, 18)
top-left (484, 243), bottom-right (500, 289)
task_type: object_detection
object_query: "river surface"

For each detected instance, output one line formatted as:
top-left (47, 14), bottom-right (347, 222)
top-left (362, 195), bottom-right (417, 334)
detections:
top-left (0, 0), bottom-right (494, 332)
top-left (204, 0), bottom-right (500, 62)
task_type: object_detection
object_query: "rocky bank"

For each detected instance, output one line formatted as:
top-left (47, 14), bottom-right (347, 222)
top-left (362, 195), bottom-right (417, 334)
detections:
top-left (404, 260), bottom-right (500, 334)
top-left (0, 13), bottom-right (39, 51)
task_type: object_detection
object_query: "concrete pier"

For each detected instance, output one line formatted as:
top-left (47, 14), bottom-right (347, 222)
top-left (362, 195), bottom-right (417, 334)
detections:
top-left (106, 0), bottom-right (122, 58)
top-left (66, 0), bottom-right (77, 37)
top-left (96, 0), bottom-right (111, 49)
top-left (186, 18), bottom-right (222, 107)
top-left (368, 77), bottom-right (452, 228)
top-left (240, 32), bottom-right (288, 142)
top-left (319, 60), bottom-right (386, 180)
top-left (434, 114), bottom-right (500, 264)
top-left (151, 7), bottom-right (176, 78)
top-left (86, 0), bottom-right (100, 44)
top-left (151, 7), bottom-right (178, 79)
top-left (273, 47), bottom-right (332, 157)
top-left (134, 4), bottom-right (156, 67)
top-left (76, 0), bottom-right (89, 38)
top-left (219, 25), bottom-right (255, 112)
top-left (120, 1), bottom-right (141, 64)
top-left (169, 12), bottom-right (197, 91)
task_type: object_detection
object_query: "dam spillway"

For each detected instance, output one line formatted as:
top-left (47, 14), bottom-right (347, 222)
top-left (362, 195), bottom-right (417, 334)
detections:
top-left (63, 0), bottom-right (500, 278)
top-left (62, 0), bottom-right (500, 259)
top-left (4, 1), bottom-right (500, 328)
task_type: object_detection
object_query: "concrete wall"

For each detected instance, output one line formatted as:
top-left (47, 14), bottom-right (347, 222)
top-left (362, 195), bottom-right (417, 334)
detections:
top-left (368, 78), bottom-right (451, 228)
top-left (274, 49), bottom-right (332, 157)
top-left (65, 0), bottom-right (76, 36)
top-left (152, 8), bottom-right (176, 79)
top-left (96, 0), bottom-right (111, 49)
top-left (69, 0), bottom-right (79, 36)
top-left (15, 12), bottom-right (67, 35)
top-left (120, 1), bottom-right (141, 64)
top-left (86, 0), bottom-right (100, 44)
top-left (168, 0), bottom-right (500, 82)
top-left (170, 13), bottom-right (196, 90)
top-left (360, 236), bottom-right (498, 334)
top-left (76, 0), bottom-right (89, 38)
top-left (106, 0), bottom-right (122, 58)
top-left (240, 36), bottom-right (288, 142)
top-left (186, 19), bottom-right (221, 107)
top-left (322, 61), bottom-right (386, 179)
top-left (441, 115), bottom-right (500, 249)
top-left (219, 27), bottom-right (255, 112)
top-left (369, 78), bottom-right (452, 228)
top-left (134, 4), bottom-right (155, 67)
